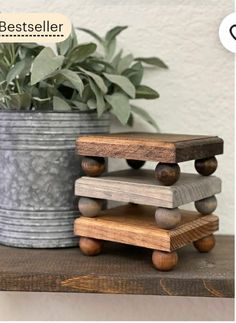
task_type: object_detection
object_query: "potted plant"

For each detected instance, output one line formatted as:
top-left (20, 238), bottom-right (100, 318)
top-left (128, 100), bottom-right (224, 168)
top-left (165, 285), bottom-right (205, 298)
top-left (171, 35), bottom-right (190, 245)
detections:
top-left (0, 26), bottom-right (167, 248)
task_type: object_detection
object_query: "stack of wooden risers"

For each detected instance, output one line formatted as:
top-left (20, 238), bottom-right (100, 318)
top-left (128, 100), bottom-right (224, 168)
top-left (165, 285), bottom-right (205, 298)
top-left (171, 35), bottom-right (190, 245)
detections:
top-left (74, 133), bottom-right (223, 271)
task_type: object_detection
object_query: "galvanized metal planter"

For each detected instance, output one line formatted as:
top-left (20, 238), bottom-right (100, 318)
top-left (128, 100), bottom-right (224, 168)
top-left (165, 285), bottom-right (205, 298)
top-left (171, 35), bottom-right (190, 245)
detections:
top-left (0, 111), bottom-right (110, 248)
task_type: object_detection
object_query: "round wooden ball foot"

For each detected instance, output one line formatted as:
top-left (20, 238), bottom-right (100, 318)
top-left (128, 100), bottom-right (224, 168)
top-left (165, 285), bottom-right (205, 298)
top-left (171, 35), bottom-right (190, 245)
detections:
top-left (79, 237), bottom-right (102, 256)
top-left (152, 250), bottom-right (178, 271)
top-left (194, 195), bottom-right (217, 215)
top-left (81, 156), bottom-right (105, 177)
top-left (155, 163), bottom-right (180, 186)
top-left (126, 159), bottom-right (145, 169)
top-left (193, 234), bottom-right (215, 253)
top-left (78, 197), bottom-right (104, 217)
top-left (155, 207), bottom-right (181, 229)
top-left (195, 157), bottom-right (217, 176)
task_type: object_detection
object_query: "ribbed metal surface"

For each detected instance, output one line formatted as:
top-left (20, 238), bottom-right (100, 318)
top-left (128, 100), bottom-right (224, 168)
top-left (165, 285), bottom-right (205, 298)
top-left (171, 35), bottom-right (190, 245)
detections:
top-left (0, 111), bottom-right (110, 248)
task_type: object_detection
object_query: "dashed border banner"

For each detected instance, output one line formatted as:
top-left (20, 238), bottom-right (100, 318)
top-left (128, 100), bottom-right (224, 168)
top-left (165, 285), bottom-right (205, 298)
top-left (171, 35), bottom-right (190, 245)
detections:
top-left (0, 13), bottom-right (71, 42)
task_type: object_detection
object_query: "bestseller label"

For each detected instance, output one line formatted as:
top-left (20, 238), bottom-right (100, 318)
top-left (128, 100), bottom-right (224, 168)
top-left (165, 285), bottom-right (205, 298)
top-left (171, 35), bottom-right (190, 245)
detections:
top-left (0, 20), bottom-right (64, 33)
top-left (0, 13), bottom-right (71, 42)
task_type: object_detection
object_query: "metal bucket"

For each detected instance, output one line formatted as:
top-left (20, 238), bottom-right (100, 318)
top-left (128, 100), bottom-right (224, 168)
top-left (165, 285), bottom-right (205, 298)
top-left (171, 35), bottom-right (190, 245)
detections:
top-left (0, 111), bottom-right (110, 248)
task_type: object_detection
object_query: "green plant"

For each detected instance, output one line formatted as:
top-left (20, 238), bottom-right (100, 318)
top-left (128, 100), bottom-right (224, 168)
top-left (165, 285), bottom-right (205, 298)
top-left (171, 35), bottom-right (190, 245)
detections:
top-left (0, 26), bottom-right (168, 130)
top-left (76, 26), bottom-right (168, 129)
top-left (0, 43), bottom-right (45, 109)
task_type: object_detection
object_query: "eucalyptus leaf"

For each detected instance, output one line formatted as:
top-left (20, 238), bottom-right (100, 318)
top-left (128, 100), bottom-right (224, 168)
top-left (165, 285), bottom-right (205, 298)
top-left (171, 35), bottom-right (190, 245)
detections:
top-left (135, 85), bottom-right (159, 99)
top-left (123, 62), bottom-right (143, 86)
top-left (81, 84), bottom-right (94, 102)
top-left (6, 57), bottom-right (32, 84)
top-left (53, 96), bottom-right (71, 111)
top-left (31, 48), bottom-right (64, 85)
top-left (19, 44), bottom-right (44, 60)
top-left (6, 60), bottom-right (26, 84)
top-left (80, 67), bottom-right (107, 94)
top-left (76, 27), bottom-right (104, 44)
top-left (0, 61), bottom-right (9, 79)
top-left (82, 62), bottom-right (104, 73)
top-left (71, 26), bottom-right (79, 47)
top-left (21, 43), bottom-right (41, 49)
top-left (103, 73), bottom-right (135, 98)
top-left (131, 105), bottom-right (159, 131)
top-left (105, 38), bottom-right (117, 61)
top-left (127, 112), bottom-right (134, 127)
top-left (59, 69), bottom-right (84, 97)
top-left (105, 92), bottom-right (131, 125)
top-left (19, 57), bottom-right (33, 79)
top-left (57, 26), bottom-right (78, 55)
top-left (89, 78), bottom-right (106, 117)
top-left (112, 50), bottom-right (123, 69)
top-left (71, 100), bottom-right (88, 110)
top-left (87, 98), bottom-right (97, 110)
top-left (88, 58), bottom-right (115, 72)
top-left (19, 47), bottom-right (31, 60)
top-left (67, 43), bottom-right (97, 64)
top-left (135, 57), bottom-right (168, 69)
top-left (117, 54), bottom-right (133, 74)
top-left (56, 35), bottom-right (72, 56)
top-left (105, 26), bottom-right (128, 44)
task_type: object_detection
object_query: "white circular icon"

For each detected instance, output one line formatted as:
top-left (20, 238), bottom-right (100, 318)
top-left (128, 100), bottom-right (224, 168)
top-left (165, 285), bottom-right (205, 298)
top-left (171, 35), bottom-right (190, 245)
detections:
top-left (219, 12), bottom-right (236, 53)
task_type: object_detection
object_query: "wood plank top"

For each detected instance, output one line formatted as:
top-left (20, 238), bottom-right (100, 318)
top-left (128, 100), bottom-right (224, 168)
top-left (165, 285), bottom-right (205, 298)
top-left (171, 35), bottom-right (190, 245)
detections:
top-left (74, 204), bottom-right (219, 252)
top-left (75, 170), bottom-right (222, 208)
top-left (0, 235), bottom-right (233, 297)
top-left (76, 132), bottom-right (224, 163)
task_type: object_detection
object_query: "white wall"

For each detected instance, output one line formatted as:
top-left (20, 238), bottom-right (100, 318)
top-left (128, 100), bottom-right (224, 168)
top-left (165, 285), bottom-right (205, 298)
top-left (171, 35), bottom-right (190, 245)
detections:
top-left (0, 0), bottom-right (234, 321)
top-left (0, 292), bottom-right (234, 321)
top-left (2, 0), bottom-right (234, 234)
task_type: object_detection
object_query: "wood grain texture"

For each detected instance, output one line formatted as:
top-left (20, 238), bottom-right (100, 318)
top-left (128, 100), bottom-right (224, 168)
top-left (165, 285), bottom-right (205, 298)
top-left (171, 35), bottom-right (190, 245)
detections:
top-left (155, 207), bottom-right (182, 229)
top-left (0, 236), bottom-right (233, 297)
top-left (152, 250), bottom-right (178, 271)
top-left (78, 197), bottom-right (103, 217)
top-left (74, 204), bottom-right (219, 252)
top-left (81, 156), bottom-right (105, 177)
top-left (79, 237), bottom-right (103, 255)
top-left (193, 234), bottom-right (216, 253)
top-left (194, 196), bottom-right (217, 215)
top-left (75, 170), bottom-right (222, 208)
top-left (155, 163), bottom-right (180, 186)
top-left (195, 157), bottom-right (218, 176)
top-left (76, 132), bottom-right (224, 163)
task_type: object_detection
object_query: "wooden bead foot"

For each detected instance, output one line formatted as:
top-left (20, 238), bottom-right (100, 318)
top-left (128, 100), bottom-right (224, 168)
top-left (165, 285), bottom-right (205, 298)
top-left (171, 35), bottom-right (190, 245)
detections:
top-left (78, 197), bottom-right (103, 217)
top-left (193, 234), bottom-right (215, 253)
top-left (155, 207), bottom-right (181, 229)
top-left (81, 156), bottom-right (105, 177)
top-left (195, 195), bottom-right (217, 215)
top-left (79, 237), bottom-right (102, 256)
top-left (126, 159), bottom-right (145, 169)
top-left (155, 163), bottom-right (180, 186)
top-left (195, 157), bottom-right (217, 176)
top-left (152, 250), bottom-right (178, 271)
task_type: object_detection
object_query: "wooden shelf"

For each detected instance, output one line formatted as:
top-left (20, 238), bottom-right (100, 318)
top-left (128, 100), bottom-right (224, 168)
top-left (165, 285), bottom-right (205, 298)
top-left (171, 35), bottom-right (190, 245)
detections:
top-left (0, 235), bottom-right (233, 297)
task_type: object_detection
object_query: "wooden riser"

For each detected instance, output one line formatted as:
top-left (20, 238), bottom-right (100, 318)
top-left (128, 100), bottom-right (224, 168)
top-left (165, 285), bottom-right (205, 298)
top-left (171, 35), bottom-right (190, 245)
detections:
top-left (76, 132), bottom-right (223, 163)
top-left (75, 170), bottom-right (221, 208)
top-left (74, 204), bottom-right (219, 252)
